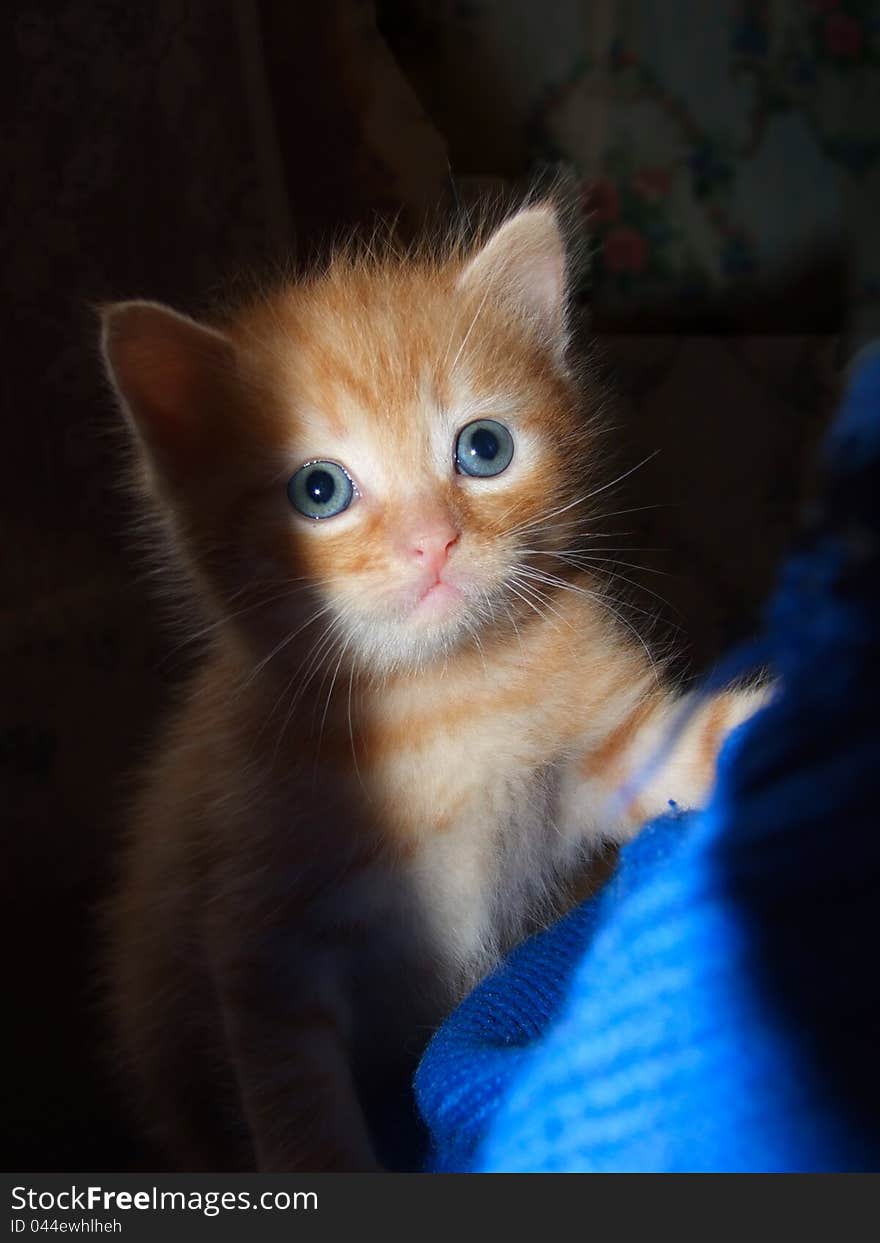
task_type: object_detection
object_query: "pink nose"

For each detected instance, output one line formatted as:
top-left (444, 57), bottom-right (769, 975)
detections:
top-left (411, 519), bottom-right (459, 576)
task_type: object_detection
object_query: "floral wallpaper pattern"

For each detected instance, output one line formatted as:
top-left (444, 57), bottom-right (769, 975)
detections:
top-left (384, 0), bottom-right (879, 314)
top-left (536, 0), bottom-right (880, 306)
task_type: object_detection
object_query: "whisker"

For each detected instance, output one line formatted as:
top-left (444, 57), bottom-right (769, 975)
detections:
top-left (157, 584), bottom-right (306, 667)
top-left (502, 453), bottom-right (662, 544)
top-left (547, 552), bottom-right (675, 579)
top-left (347, 661), bottom-right (366, 794)
top-left (240, 600), bottom-right (337, 689)
top-left (256, 613), bottom-right (348, 758)
top-left (591, 503), bottom-right (672, 522)
top-left (501, 598), bottom-right (527, 668)
top-left (508, 577), bottom-right (574, 635)
top-left (313, 631), bottom-right (355, 776)
top-left (447, 282), bottom-right (494, 374)
top-left (272, 626), bottom-right (346, 763)
top-left (509, 571), bottom-right (574, 630)
top-left (513, 564), bottom-right (674, 638)
top-left (565, 563), bottom-right (682, 619)
top-left (579, 450), bottom-right (661, 504)
top-left (463, 617), bottom-right (488, 676)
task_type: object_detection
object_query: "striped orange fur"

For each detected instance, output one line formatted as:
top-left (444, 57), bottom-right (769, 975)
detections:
top-left (101, 203), bottom-right (767, 1171)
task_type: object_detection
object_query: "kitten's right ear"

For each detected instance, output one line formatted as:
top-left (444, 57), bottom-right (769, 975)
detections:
top-left (100, 300), bottom-right (236, 474)
top-left (456, 204), bottom-right (568, 349)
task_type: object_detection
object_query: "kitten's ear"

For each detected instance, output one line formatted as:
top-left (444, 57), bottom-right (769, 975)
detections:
top-left (100, 300), bottom-right (236, 474)
top-left (456, 204), bottom-right (568, 347)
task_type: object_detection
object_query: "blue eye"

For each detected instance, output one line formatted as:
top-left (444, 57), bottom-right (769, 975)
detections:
top-left (287, 461), bottom-right (355, 519)
top-left (455, 419), bottom-right (514, 478)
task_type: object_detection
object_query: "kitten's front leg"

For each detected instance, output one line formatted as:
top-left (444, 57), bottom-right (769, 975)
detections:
top-left (561, 685), bottom-right (770, 845)
top-left (211, 936), bottom-right (381, 1172)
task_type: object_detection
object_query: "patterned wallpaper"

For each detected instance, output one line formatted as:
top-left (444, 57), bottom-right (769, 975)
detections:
top-left (383, 0), bottom-right (879, 316)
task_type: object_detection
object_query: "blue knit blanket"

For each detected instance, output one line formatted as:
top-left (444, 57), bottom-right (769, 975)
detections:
top-left (415, 349), bottom-right (880, 1173)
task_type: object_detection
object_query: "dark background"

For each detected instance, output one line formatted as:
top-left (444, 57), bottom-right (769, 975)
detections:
top-left (4, 0), bottom-right (872, 1171)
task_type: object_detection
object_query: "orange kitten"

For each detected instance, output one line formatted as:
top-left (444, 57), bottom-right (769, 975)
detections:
top-left (101, 204), bottom-right (765, 1171)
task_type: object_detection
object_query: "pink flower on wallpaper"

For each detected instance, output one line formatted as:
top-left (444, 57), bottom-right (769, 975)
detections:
top-left (582, 177), bottom-right (620, 225)
top-left (603, 227), bottom-right (649, 274)
top-left (825, 13), bottom-right (862, 57)
top-left (631, 167), bottom-right (672, 201)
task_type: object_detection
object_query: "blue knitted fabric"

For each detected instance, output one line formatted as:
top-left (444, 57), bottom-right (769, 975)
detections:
top-left (415, 350), bottom-right (880, 1172)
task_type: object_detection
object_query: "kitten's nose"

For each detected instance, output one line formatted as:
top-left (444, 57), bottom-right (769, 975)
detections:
top-left (411, 519), bottom-right (459, 576)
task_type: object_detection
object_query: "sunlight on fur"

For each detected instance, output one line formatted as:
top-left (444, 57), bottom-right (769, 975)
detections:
top-left (100, 201), bottom-right (767, 1172)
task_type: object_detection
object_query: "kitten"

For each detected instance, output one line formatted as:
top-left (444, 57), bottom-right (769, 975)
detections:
top-left (101, 204), bottom-right (765, 1172)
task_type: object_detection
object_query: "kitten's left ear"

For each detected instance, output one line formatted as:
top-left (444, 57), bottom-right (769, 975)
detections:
top-left (100, 300), bottom-right (237, 480)
top-left (456, 204), bottom-right (568, 350)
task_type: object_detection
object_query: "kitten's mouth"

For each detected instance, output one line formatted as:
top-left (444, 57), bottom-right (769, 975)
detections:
top-left (411, 577), bottom-right (462, 618)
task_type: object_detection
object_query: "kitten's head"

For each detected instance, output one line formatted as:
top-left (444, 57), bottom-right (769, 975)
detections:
top-left (102, 204), bottom-right (602, 676)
